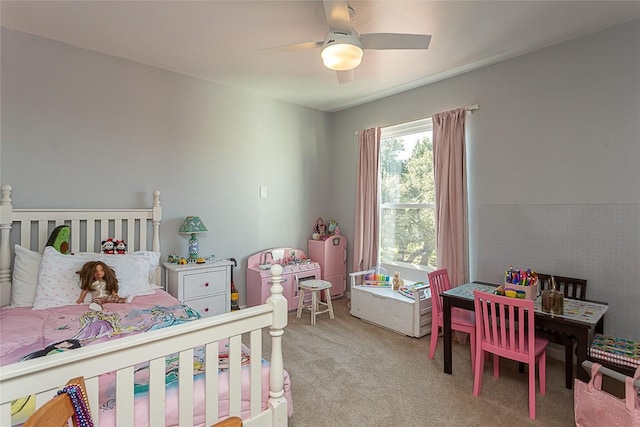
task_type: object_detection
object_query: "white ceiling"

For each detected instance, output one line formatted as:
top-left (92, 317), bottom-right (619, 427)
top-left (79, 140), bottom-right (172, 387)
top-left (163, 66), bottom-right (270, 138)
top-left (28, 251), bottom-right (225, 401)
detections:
top-left (2, 1), bottom-right (639, 112)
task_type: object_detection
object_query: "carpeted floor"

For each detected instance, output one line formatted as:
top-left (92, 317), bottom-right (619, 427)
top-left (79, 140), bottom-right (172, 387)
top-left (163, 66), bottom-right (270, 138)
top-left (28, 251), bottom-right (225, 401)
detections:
top-left (270, 297), bottom-right (577, 427)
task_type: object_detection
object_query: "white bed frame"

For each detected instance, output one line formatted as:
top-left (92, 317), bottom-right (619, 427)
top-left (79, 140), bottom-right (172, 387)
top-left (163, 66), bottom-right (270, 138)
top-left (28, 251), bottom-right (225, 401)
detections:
top-left (0, 184), bottom-right (289, 427)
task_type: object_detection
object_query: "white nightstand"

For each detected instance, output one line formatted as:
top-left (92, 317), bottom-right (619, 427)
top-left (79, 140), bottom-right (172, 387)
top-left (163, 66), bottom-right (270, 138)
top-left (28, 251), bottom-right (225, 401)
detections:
top-left (163, 260), bottom-right (234, 318)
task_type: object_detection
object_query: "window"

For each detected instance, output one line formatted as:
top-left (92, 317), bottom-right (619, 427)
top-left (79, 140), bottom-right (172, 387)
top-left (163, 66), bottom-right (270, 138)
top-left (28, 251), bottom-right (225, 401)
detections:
top-left (379, 118), bottom-right (436, 272)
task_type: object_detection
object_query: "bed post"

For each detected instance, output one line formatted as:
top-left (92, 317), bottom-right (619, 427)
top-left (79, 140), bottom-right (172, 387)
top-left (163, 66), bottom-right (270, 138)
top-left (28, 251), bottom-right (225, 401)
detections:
top-left (266, 264), bottom-right (289, 425)
top-left (0, 185), bottom-right (13, 307)
top-left (152, 190), bottom-right (161, 253)
top-left (151, 190), bottom-right (162, 284)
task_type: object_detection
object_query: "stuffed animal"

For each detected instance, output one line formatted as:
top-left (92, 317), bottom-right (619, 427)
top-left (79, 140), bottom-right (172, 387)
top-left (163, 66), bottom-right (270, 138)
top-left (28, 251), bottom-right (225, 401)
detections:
top-left (101, 238), bottom-right (115, 254)
top-left (115, 240), bottom-right (127, 254)
top-left (313, 218), bottom-right (326, 240)
top-left (46, 225), bottom-right (71, 254)
top-left (392, 271), bottom-right (405, 290)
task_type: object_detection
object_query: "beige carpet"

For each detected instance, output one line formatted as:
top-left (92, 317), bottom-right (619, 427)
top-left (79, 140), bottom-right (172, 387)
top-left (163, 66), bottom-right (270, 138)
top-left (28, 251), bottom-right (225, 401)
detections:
top-left (268, 297), bottom-right (577, 427)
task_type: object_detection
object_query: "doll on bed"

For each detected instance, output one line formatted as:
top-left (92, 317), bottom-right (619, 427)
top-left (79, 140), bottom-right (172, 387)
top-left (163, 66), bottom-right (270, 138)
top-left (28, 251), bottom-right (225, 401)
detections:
top-left (76, 260), bottom-right (134, 311)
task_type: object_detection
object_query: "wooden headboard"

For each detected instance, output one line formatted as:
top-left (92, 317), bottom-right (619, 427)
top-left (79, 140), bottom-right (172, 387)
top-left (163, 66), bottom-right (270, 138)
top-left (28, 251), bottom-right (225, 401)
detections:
top-left (0, 184), bottom-right (162, 307)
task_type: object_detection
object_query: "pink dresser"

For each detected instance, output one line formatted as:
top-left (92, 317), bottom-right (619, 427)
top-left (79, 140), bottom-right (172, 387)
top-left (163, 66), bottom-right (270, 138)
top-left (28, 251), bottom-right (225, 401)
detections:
top-left (308, 235), bottom-right (347, 298)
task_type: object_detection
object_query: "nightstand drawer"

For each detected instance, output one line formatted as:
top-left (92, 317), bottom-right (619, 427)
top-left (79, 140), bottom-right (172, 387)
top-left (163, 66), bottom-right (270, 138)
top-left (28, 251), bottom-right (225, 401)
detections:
top-left (183, 270), bottom-right (226, 299)
top-left (186, 294), bottom-right (227, 318)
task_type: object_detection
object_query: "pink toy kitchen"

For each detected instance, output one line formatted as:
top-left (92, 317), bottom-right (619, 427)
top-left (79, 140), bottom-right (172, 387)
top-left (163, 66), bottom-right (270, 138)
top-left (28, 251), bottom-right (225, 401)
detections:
top-left (246, 248), bottom-right (321, 310)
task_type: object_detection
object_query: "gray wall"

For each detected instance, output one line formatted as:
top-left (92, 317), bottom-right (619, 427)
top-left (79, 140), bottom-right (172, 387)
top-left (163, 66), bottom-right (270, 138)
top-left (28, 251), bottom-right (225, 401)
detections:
top-left (1, 28), bottom-right (333, 303)
top-left (2, 20), bottom-right (639, 338)
top-left (331, 20), bottom-right (640, 339)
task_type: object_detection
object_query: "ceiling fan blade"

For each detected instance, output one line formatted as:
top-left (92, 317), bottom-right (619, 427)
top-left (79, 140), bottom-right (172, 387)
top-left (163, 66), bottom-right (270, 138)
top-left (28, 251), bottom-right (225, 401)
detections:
top-left (259, 40), bottom-right (323, 53)
top-left (323, 0), bottom-right (352, 33)
top-left (336, 69), bottom-right (353, 84)
top-left (360, 33), bottom-right (432, 50)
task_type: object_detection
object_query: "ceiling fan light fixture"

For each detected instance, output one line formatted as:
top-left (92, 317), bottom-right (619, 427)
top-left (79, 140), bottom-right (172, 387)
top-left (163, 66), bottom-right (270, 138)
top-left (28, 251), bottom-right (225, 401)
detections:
top-left (321, 32), bottom-right (363, 71)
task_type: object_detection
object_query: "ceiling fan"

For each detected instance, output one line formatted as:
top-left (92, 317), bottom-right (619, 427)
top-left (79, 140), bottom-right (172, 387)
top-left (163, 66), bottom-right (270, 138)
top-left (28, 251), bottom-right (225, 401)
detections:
top-left (261, 0), bottom-right (431, 84)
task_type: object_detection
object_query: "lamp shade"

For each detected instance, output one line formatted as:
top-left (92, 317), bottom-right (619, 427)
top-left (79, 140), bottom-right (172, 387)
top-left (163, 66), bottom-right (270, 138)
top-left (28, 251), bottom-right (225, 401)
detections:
top-left (321, 32), bottom-right (363, 71)
top-left (178, 216), bottom-right (208, 235)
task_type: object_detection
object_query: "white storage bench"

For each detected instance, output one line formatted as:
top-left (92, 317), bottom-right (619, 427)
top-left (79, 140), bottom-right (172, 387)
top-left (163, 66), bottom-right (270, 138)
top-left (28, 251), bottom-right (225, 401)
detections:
top-left (349, 271), bottom-right (432, 338)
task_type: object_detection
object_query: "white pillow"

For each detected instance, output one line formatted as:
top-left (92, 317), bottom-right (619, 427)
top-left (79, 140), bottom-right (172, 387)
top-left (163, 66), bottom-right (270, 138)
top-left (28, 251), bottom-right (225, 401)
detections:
top-left (78, 250), bottom-right (160, 284)
top-left (98, 253), bottom-right (156, 297)
top-left (32, 247), bottom-right (158, 310)
top-left (10, 245), bottom-right (42, 307)
top-left (131, 250), bottom-right (161, 285)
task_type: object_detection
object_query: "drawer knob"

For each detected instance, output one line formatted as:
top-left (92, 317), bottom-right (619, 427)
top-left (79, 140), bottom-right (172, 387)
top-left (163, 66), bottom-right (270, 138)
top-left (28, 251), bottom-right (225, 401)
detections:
top-left (204, 282), bottom-right (209, 287)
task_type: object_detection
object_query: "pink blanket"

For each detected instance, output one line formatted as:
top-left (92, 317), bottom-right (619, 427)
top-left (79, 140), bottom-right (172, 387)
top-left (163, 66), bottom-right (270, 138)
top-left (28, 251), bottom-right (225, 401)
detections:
top-left (1, 291), bottom-right (293, 425)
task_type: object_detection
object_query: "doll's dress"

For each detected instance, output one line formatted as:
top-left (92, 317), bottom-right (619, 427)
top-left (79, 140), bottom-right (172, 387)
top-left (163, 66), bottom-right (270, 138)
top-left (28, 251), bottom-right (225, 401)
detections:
top-left (90, 280), bottom-right (110, 299)
top-left (88, 280), bottom-right (128, 311)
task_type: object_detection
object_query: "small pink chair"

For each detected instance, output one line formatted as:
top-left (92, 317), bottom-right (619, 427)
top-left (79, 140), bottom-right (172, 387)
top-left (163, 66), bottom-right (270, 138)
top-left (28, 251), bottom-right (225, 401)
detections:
top-left (472, 290), bottom-right (548, 420)
top-left (428, 268), bottom-right (476, 372)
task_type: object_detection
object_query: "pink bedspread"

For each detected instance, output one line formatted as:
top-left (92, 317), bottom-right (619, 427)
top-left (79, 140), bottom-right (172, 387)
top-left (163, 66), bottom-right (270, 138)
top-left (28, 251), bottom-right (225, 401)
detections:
top-left (1, 291), bottom-right (293, 425)
top-left (1, 291), bottom-right (198, 365)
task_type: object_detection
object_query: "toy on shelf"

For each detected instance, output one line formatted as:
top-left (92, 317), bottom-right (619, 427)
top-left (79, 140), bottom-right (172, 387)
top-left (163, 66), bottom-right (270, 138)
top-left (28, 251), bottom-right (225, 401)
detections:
top-left (362, 266), bottom-right (391, 287)
top-left (392, 271), bottom-right (405, 290)
top-left (312, 217), bottom-right (341, 240)
top-left (312, 217), bottom-right (326, 240)
top-left (398, 281), bottom-right (429, 300)
top-left (327, 219), bottom-right (340, 235)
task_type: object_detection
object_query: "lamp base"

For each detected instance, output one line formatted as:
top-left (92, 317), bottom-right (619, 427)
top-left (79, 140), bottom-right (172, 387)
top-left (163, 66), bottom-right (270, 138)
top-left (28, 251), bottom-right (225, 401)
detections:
top-left (188, 234), bottom-right (198, 263)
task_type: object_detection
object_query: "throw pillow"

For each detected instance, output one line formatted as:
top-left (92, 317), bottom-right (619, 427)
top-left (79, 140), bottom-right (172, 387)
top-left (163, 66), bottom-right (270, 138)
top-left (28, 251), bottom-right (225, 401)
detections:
top-left (10, 245), bottom-right (42, 307)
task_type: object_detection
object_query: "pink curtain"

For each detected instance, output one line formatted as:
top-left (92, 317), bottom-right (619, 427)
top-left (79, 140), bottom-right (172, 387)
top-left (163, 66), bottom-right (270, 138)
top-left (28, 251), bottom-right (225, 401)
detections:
top-left (433, 108), bottom-right (468, 287)
top-left (353, 127), bottom-right (381, 273)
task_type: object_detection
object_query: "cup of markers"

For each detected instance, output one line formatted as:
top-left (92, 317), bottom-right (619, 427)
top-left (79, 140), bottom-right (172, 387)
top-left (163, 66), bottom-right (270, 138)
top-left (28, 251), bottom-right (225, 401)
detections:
top-left (504, 266), bottom-right (538, 300)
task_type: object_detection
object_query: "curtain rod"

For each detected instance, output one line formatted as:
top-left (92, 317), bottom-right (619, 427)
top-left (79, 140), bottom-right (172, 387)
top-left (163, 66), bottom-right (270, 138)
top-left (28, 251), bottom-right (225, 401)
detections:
top-left (582, 360), bottom-right (640, 389)
top-left (355, 104), bottom-right (480, 136)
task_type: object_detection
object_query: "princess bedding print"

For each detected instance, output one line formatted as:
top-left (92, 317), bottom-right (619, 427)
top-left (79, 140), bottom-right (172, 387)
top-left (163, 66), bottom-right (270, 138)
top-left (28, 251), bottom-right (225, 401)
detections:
top-left (1, 290), bottom-right (293, 425)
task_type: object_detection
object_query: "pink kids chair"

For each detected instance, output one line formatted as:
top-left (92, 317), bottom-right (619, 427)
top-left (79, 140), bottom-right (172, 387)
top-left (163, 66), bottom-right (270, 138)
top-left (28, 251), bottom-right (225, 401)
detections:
top-left (472, 290), bottom-right (549, 420)
top-left (427, 268), bottom-right (476, 372)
